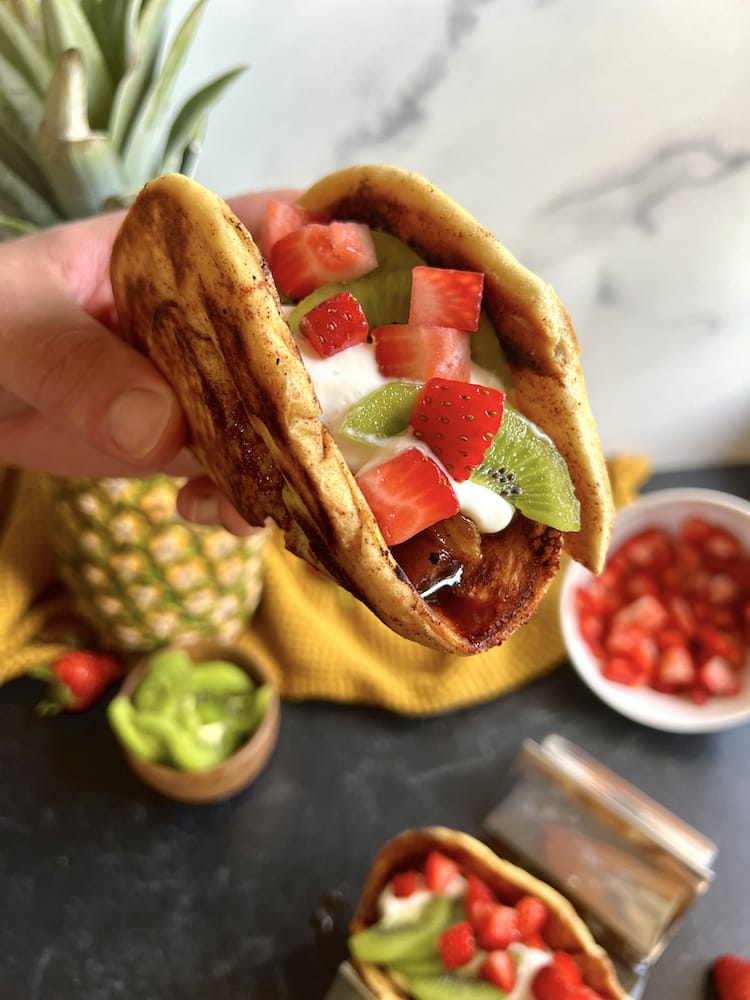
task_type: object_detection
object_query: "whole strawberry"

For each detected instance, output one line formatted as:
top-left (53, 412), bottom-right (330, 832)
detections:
top-left (713, 954), bottom-right (750, 1000)
top-left (36, 650), bottom-right (124, 715)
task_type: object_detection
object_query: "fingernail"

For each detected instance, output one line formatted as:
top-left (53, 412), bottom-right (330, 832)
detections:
top-left (181, 491), bottom-right (222, 526)
top-left (107, 388), bottom-right (176, 459)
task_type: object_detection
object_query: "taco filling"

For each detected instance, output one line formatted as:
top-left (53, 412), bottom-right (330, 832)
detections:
top-left (110, 166), bottom-right (613, 654)
top-left (261, 207), bottom-right (582, 605)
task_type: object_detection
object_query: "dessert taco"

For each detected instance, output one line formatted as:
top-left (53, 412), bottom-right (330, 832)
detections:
top-left (110, 166), bottom-right (613, 654)
top-left (348, 826), bottom-right (627, 999)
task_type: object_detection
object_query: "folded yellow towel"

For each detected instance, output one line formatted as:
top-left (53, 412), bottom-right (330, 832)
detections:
top-left (0, 456), bottom-right (651, 714)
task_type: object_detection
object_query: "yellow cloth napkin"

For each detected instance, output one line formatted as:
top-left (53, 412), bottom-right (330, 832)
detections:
top-left (0, 456), bottom-right (651, 714)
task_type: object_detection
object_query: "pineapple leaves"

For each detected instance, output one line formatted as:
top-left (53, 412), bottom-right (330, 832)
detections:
top-left (123, 0), bottom-right (230, 184)
top-left (0, 2), bottom-right (52, 93)
top-left (38, 48), bottom-right (128, 218)
top-left (40, 0), bottom-right (114, 128)
top-left (0, 0), bottom-right (243, 231)
top-left (0, 159), bottom-right (60, 236)
top-left (161, 66), bottom-right (245, 176)
top-left (109, 0), bottom-right (174, 153)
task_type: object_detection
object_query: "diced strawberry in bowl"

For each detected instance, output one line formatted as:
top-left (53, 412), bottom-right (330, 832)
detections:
top-left (560, 487), bottom-right (750, 733)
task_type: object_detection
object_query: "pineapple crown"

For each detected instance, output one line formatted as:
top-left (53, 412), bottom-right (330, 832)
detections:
top-left (0, 0), bottom-right (245, 239)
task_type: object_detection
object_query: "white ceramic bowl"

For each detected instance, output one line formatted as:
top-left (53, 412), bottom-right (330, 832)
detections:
top-left (560, 488), bottom-right (750, 733)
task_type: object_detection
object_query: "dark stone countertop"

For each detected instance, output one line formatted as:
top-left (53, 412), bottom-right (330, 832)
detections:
top-left (1, 465), bottom-right (748, 1000)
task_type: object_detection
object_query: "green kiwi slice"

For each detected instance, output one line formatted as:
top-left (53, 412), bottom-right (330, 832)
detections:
top-left (406, 975), bottom-right (511, 1000)
top-left (337, 380), bottom-right (422, 446)
top-left (387, 953), bottom-right (446, 978)
top-left (287, 230), bottom-right (421, 333)
top-left (348, 894), bottom-right (454, 965)
top-left (471, 405), bottom-right (581, 531)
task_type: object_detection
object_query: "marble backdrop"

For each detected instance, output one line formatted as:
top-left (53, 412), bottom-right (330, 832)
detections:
top-left (172, 0), bottom-right (749, 471)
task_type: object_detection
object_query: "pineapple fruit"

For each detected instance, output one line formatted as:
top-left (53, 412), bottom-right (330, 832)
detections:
top-left (1, 0), bottom-right (270, 653)
top-left (53, 477), bottom-right (267, 652)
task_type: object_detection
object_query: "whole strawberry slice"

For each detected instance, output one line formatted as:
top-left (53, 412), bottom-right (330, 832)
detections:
top-left (713, 953), bottom-right (750, 1000)
top-left (409, 378), bottom-right (506, 482)
top-left (356, 447), bottom-right (459, 546)
top-left (299, 291), bottom-right (369, 357)
top-left (35, 650), bottom-right (124, 715)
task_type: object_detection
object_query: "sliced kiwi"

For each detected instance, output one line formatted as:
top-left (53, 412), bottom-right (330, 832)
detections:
top-left (287, 231), bottom-right (421, 334)
top-left (387, 953), bottom-right (445, 978)
top-left (406, 975), bottom-right (511, 1000)
top-left (287, 267), bottom-right (413, 334)
top-left (337, 380), bottom-right (422, 446)
top-left (369, 229), bottom-right (425, 271)
top-left (472, 311), bottom-right (513, 388)
top-left (471, 405), bottom-right (580, 531)
top-left (348, 894), bottom-right (454, 965)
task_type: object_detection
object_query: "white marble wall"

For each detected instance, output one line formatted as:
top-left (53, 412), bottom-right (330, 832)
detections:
top-left (172, 0), bottom-right (750, 471)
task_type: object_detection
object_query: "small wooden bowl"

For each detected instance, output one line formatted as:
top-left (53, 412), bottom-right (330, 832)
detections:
top-left (115, 640), bottom-right (280, 804)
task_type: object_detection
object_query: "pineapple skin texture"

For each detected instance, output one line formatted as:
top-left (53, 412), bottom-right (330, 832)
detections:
top-left (52, 476), bottom-right (268, 653)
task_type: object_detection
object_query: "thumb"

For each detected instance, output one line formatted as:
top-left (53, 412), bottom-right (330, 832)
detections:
top-left (1, 219), bottom-right (187, 468)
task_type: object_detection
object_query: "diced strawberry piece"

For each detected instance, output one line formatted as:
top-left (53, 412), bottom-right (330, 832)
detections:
top-left (578, 609), bottom-right (605, 658)
top-left (551, 952), bottom-right (583, 987)
top-left (260, 199), bottom-right (321, 258)
top-left (298, 291), bottom-right (369, 358)
top-left (521, 932), bottom-right (548, 951)
top-left (696, 625), bottom-right (745, 669)
top-left (409, 266), bottom-right (484, 332)
top-left (409, 378), bottom-right (506, 482)
top-left (680, 516), bottom-right (714, 546)
top-left (356, 447), bottom-right (459, 546)
top-left (605, 625), bottom-right (658, 671)
top-left (465, 874), bottom-right (497, 929)
top-left (480, 949), bottom-right (517, 992)
top-left (698, 655), bottom-right (742, 697)
top-left (610, 594), bottom-right (669, 634)
top-left (438, 921), bottom-right (476, 970)
top-left (623, 569), bottom-right (661, 600)
top-left (706, 573), bottom-right (741, 605)
top-left (269, 221), bottom-right (377, 300)
top-left (666, 593), bottom-right (696, 638)
top-left (655, 645), bottom-right (696, 689)
top-left (391, 869), bottom-right (421, 898)
top-left (532, 963), bottom-right (574, 1000)
top-left (602, 655), bottom-right (648, 687)
top-left (372, 323), bottom-right (471, 381)
top-left (619, 528), bottom-right (675, 570)
top-left (703, 526), bottom-right (742, 560)
top-left (476, 903), bottom-right (520, 951)
top-left (515, 895), bottom-right (549, 937)
top-left (423, 850), bottom-right (460, 892)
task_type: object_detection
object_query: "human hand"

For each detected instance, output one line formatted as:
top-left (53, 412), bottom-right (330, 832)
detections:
top-left (0, 186), bottom-right (299, 533)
